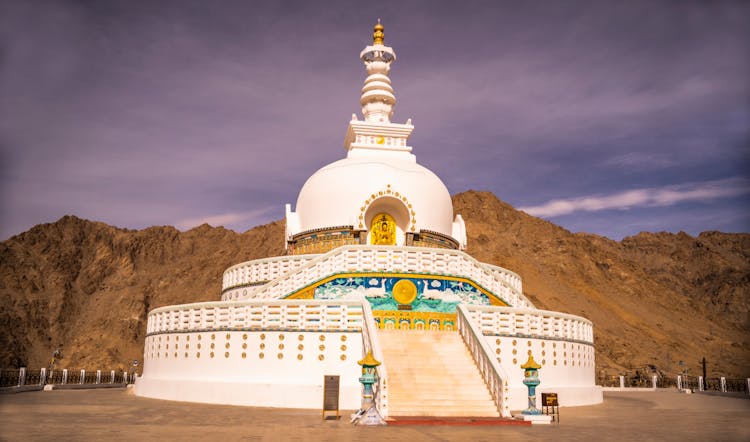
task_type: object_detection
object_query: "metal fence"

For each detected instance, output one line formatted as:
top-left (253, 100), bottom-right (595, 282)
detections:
top-left (0, 368), bottom-right (133, 387)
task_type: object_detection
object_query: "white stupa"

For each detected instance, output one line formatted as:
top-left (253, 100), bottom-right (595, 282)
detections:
top-left (135, 23), bottom-right (602, 418)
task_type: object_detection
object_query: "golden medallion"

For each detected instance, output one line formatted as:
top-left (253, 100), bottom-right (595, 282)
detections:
top-left (392, 279), bottom-right (417, 305)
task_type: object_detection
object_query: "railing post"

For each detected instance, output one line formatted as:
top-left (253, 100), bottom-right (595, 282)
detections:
top-left (720, 377), bottom-right (726, 393)
top-left (698, 376), bottom-right (704, 392)
top-left (96, 370), bottom-right (101, 384)
top-left (62, 369), bottom-right (68, 385)
top-left (40, 368), bottom-right (47, 386)
top-left (619, 376), bottom-right (625, 389)
top-left (747, 378), bottom-right (750, 395)
top-left (80, 369), bottom-right (85, 384)
top-left (652, 375), bottom-right (657, 390)
top-left (677, 375), bottom-right (682, 390)
top-left (123, 371), bottom-right (128, 384)
top-left (110, 370), bottom-right (115, 384)
top-left (18, 367), bottom-right (26, 387)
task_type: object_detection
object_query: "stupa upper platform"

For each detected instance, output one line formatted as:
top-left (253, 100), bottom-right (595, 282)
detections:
top-left (285, 22), bottom-right (467, 255)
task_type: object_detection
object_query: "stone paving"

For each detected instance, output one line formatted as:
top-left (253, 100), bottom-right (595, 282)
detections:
top-left (0, 389), bottom-right (748, 441)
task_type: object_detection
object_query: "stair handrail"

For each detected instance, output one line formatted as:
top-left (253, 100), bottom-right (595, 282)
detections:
top-left (456, 303), bottom-right (512, 417)
top-left (359, 296), bottom-right (389, 419)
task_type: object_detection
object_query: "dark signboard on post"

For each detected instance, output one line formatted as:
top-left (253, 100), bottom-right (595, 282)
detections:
top-left (542, 392), bottom-right (558, 406)
top-left (322, 375), bottom-right (340, 420)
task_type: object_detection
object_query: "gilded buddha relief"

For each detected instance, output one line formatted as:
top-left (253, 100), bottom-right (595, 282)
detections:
top-left (370, 213), bottom-right (396, 245)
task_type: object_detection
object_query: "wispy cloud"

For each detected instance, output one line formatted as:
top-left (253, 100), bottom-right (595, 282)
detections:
top-left (175, 207), bottom-right (276, 231)
top-left (519, 177), bottom-right (750, 217)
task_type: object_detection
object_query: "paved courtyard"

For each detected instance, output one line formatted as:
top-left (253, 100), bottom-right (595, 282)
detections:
top-left (1, 389), bottom-right (748, 441)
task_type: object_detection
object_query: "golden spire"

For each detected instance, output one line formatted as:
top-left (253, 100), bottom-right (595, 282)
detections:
top-left (373, 19), bottom-right (384, 45)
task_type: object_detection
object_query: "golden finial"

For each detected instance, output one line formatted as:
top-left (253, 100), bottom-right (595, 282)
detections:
top-left (373, 19), bottom-right (384, 45)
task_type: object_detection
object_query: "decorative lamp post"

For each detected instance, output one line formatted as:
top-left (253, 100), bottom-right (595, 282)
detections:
top-left (355, 350), bottom-right (386, 425)
top-left (521, 354), bottom-right (542, 415)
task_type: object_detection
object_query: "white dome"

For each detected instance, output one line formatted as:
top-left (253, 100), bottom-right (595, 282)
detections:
top-left (294, 155), bottom-right (455, 238)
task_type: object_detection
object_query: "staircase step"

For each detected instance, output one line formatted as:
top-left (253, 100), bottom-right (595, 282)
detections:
top-left (378, 329), bottom-right (499, 417)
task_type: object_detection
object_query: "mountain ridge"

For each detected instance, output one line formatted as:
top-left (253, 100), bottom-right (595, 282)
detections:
top-left (1, 191), bottom-right (747, 378)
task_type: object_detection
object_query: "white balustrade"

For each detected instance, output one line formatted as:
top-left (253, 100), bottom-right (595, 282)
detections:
top-left (234, 246), bottom-right (532, 309)
top-left (146, 299), bottom-right (368, 335)
top-left (460, 305), bottom-right (594, 345)
top-left (222, 254), bottom-right (320, 294)
top-left (456, 304), bottom-right (512, 417)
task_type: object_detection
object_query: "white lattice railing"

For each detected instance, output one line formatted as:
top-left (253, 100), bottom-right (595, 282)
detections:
top-left (479, 262), bottom-right (522, 293)
top-left (146, 299), bottom-right (366, 335)
top-left (359, 297), bottom-right (389, 418)
top-left (222, 254), bottom-right (319, 292)
top-left (456, 304), bottom-right (511, 417)
top-left (232, 245), bottom-right (532, 308)
top-left (462, 305), bottom-right (594, 344)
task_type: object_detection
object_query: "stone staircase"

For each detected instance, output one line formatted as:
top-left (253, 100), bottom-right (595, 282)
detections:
top-left (378, 329), bottom-right (499, 417)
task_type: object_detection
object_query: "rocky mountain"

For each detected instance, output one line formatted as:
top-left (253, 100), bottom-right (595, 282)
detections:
top-left (1, 191), bottom-right (748, 378)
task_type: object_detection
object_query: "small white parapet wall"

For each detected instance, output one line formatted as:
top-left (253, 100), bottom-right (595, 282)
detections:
top-left (221, 246), bottom-right (532, 309)
top-left (135, 299), bottom-right (368, 410)
top-left (462, 305), bottom-right (602, 410)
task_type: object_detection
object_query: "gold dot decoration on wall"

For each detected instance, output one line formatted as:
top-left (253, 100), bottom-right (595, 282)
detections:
top-left (174, 352), bottom-right (177, 358)
top-left (319, 345), bottom-right (325, 351)
top-left (166, 344), bottom-right (169, 350)
top-left (340, 345), bottom-right (347, 351)
top-left (197, 352), bottom-right (200, 358)
top-left (553, 342), bottom-right (556, 348)
top-left (527, 341), bottom-right (532, 347)
top-left (260, 343), bottom-right (266, 350)
top-left (527, 349), bottom-right (532, 356)
top-left (279, 334), bottom-right (285, 341)
top-left (226, 334), bottom-right (231, 340)
top-left (340, 355), bottom-right (346, 361)
top-left (541, 341), bottom-right (545, 347)
top-left (260, 334), bottom-right (266, 340)
top-left (297, 354), bottom-right (303, 360)
top-left (184, 352), bottom-right (188, 358)
top-left (210, 343), bottom-right (215, 349)
top-left (210, 352), bottom-right (215, 358)
top-left (243, 334), bottom-right (248, 340)
top-left (242, 343), bottom-right (247, 350)
top-left (512, 340), bottom-right (517, 346)
top-left (495, 348), bottom-right (501, 354)
top-left (175, 336), bottom-right (179, 341)
top-left (512, 349), bottom-right (517, 355)
top-left (225, 352), bottom-right (229, 358)
top-left (259, 353), bottom-right (264, 359)
top-left (318, 354), bottom-right (324, 361)
top-left (277, 353), bottom-right (283, 359)
top-left (319, 335), bottom-right (325, 341)
top-left (279, 343), bottom-right (285, 350)
top-left (211, 334), bottom-right (215, 340)
top-left (542, 359), bottom-right (546, 365)
top-left (298, 344), bottom-right (304, 351)
top-left (298, 335), bottom-right (304, 341)
top-left (185, 344), bottom-right (189, 349)
top-left (341, 335), bottom-right (347, 342)
top-left (513, 358), bottom-right (517, 365)
top-left (197, 335), bottom-right (202, 341)
top-left (242, 352), bottom-right (247, 359)
top-left (186, 335), bottom-right (190, 341)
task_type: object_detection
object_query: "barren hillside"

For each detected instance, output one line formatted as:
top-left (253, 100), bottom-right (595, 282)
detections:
top-left (1, 191), bottom-right (747, 377)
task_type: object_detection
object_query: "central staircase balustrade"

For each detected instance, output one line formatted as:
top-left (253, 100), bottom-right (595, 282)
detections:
top-left (456, 304), bottom-right (512, 417)
top-left (360, 297), bottom-right (389, 418)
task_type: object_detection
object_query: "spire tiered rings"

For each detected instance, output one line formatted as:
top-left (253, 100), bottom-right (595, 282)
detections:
top-left (360, 21), bottom-right (397, 123)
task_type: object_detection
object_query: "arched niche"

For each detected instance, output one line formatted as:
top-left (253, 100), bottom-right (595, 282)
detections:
top-left (364, 196), bottom-right (410, 246)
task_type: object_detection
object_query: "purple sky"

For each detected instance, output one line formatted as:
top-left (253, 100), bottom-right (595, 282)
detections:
top-left (1, 0), bottom-right (748, 240)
